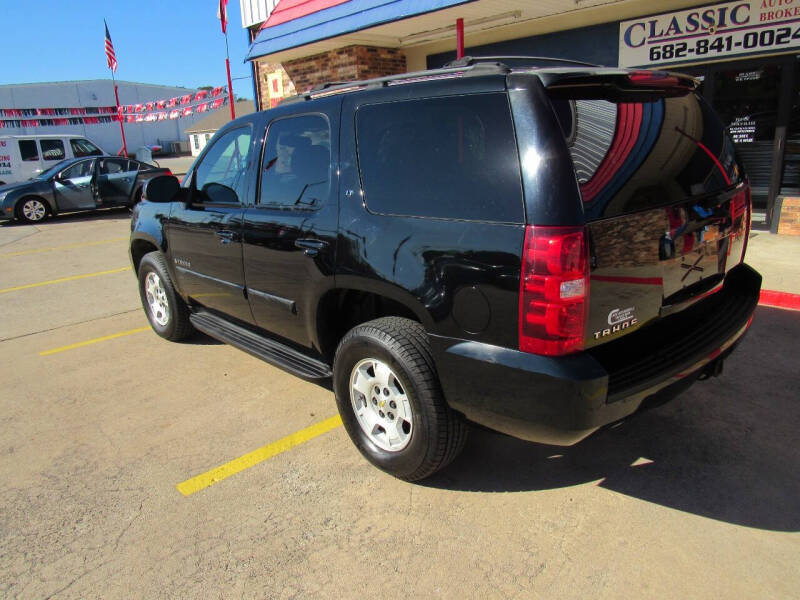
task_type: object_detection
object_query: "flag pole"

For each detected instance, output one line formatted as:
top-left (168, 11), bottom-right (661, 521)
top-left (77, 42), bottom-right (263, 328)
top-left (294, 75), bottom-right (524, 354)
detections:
top-left (224, 29), bottom-right (236, 121)
top-left (110, 68), bottom-right (128, 158)
top-left (105, 19), bottom-right (128, 157)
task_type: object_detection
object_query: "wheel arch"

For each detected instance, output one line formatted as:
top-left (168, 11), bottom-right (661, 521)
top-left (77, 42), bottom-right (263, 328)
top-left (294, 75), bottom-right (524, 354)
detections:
top-left (14, 194), bottom-right (55, 219)
top-left (130, 234), bottom-right (162, 274)
top-left (315, 285), bottom-right (430, 362)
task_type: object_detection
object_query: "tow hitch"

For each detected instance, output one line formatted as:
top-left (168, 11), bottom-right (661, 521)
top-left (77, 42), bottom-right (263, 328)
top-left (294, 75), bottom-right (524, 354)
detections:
top-left (698, 357), bottom-right (724, 380)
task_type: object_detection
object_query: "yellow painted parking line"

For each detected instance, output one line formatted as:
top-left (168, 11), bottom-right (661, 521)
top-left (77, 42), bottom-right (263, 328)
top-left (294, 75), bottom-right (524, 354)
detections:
top-left (0, 236), bottom-right (128, 258)
top-left (0, 266), bottom-right (131, 294)
top-left (39, 326), bottom-right (151, 356)
top-left (177, 414), bottom-right (343, 497)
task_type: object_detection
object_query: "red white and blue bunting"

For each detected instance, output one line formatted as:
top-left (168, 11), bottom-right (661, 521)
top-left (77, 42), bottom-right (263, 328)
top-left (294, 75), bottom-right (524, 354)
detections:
top-left (0, 86), bottom-right (228, 128)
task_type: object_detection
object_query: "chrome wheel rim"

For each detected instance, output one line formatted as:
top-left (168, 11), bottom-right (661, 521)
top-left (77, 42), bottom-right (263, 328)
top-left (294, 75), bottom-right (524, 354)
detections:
top-left (22, 199), bottom-right (46, 221)
top-left (349, 358), bottom-right (413, 452)
top-left (144, 272), bottom-right (170, 327)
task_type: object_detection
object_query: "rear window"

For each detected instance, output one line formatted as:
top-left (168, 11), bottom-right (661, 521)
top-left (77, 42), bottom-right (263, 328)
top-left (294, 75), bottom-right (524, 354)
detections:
top-left (355, 93), bottom-right (524, 223)
top-left (549, 93), bottom-right (742, 221)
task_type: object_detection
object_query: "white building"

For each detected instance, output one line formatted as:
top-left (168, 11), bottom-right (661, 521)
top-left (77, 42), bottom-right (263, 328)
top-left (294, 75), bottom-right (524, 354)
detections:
top-left (185, 100), bottom-right (255, 156)
top-left (0, 80), bottom-right (214, 155)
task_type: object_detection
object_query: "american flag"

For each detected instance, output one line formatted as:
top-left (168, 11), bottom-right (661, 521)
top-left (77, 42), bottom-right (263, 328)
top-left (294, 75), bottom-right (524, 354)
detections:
top-left (104, 21), bottom-right (118, 72)
top-left (218, 0), bottom-right (229, 34)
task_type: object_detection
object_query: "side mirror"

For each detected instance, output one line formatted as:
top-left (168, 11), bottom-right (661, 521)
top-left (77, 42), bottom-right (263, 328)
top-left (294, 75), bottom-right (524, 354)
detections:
top-left (143, 175), bottom-right (180, 203)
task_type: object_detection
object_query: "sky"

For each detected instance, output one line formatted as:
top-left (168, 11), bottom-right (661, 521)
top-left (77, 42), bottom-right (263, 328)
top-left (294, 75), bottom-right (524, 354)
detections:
top-left (0, 1), bottom-right (255, 97)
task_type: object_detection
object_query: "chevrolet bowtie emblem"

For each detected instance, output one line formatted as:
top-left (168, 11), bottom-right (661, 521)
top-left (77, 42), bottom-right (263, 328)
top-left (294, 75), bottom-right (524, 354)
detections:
top-left (379, 400), bottom-right (386, 408)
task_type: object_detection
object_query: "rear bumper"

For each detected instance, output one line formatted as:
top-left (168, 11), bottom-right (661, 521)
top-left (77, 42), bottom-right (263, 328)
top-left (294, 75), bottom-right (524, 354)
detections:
top-left (430, 264), bottom-right (761, 445)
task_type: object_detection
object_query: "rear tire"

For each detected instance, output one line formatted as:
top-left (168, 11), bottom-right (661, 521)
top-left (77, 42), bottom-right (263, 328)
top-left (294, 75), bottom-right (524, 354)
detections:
top-left (137, 251), bottom-right (194, 341)
top-left (16, 197), bottom-right (49, 223)
top-left (333, 317), bottom-right (468, 481)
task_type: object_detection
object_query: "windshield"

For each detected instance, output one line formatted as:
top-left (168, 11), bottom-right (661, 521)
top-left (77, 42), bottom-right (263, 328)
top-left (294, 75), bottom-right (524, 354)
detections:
top-left (34, 159), bottom-right (75, 180)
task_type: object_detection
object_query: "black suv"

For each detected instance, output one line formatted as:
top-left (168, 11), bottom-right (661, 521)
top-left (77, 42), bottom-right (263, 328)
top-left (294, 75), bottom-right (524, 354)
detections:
top-left (130, 57), bottom-right (761, 481)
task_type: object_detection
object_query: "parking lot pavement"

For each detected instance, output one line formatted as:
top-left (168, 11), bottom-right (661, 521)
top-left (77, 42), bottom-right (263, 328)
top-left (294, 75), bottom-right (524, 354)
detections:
top-left (1, 216), bottom-right (799, 599)
top-left (745, 230), bottom-right (800, 295)
top-left (152, 154), bottom-right (195, 176)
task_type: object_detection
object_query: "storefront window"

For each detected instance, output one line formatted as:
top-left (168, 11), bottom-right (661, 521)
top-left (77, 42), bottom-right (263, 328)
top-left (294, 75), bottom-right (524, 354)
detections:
top-left (713, 65), bottom-right (780, 143)
top-left (783, 61), bottom-right (800, 195)
top-left (712, 64), bottom-right (782, 205)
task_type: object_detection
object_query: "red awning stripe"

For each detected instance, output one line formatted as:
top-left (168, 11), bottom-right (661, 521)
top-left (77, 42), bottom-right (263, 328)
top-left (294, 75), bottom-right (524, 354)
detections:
top-left (261, 0), bottom-right (350, 29)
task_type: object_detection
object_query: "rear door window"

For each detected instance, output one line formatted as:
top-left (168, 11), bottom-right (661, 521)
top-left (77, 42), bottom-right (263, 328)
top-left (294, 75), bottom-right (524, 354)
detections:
top-left (259, 114), bottom-right (331, 208)
top-left (40, 139), bottom-right (66, 161)
top-left (19, 140), bottom-right (39, 161)
top-left (99, 158), bottom-right (128, 174)
top-left (355, 93), bottom-right (524, 223)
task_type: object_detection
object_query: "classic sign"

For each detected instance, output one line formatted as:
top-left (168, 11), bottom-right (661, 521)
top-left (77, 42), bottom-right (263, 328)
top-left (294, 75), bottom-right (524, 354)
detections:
top-left (619, 0), bottom-right (800, 67)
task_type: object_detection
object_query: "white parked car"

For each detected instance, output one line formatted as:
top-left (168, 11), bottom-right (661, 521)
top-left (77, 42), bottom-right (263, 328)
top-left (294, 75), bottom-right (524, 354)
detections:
top-left (0, 134), bottom-right (105, 185)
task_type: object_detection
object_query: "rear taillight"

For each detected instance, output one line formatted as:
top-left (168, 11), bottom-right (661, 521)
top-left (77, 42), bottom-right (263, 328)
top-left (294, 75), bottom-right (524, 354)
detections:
top-left (164, 169), bottom-right (173, 176)
top-left (518, 226), bottom-right (589, 356)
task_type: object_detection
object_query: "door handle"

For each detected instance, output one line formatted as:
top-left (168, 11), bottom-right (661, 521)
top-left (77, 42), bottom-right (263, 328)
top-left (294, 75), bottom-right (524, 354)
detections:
top-left (294, 238), bottom-right (328, 257)
top-left (216, 230), bottom-right (236, 245)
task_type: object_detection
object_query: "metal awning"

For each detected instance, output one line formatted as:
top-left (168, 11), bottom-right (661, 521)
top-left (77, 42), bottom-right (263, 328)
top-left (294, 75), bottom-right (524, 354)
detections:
top-left (246, 0), bottom-right (473, 61)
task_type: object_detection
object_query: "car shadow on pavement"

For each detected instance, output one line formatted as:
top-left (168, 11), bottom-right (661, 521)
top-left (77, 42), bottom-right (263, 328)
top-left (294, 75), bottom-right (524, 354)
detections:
top-left (424, 305), bottom-right (800, 532)
top-left (182, 331), bottom-right (224, 346)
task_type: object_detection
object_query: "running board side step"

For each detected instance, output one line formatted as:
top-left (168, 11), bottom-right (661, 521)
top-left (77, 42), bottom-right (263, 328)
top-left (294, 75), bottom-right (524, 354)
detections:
top-left (189, 311), bottom-right (332, 381)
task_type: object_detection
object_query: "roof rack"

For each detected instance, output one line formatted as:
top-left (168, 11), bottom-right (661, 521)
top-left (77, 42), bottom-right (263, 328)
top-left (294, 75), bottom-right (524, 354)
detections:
top-left (282, 57), bottom-right (601, 105)
top-left (309, 81), bottom-right (353, 92)
top-left (283, 61), bottom-right (509, 104)
top-left (444, 55), bottom-right (601, 69)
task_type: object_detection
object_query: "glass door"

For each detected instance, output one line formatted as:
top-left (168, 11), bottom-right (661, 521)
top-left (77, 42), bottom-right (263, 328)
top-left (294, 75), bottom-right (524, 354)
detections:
top-left (782, 60), bottom-right (800, 197)
top-left (712, 64), bottom-right (782, 217)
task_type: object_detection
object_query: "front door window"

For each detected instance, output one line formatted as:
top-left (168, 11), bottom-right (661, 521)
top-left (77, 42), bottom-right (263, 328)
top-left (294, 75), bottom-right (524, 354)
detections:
top-left (54, 159), bottom-right (96, 210)
top-left (194, 127), bottom-right (253, 204)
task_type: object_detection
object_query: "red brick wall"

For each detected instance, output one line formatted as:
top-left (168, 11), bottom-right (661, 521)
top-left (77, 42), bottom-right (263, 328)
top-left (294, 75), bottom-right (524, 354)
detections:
top-left (778, 196), bottom-right (800, 236)
top-left (281, 46), bottom-right (406, 94)
top-left (252, 61), bottom-right (296, 110)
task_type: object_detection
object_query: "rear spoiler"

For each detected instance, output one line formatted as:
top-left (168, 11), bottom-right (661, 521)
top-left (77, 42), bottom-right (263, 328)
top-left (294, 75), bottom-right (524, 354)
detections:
top-left (537, 68), bottom-right (699, 100)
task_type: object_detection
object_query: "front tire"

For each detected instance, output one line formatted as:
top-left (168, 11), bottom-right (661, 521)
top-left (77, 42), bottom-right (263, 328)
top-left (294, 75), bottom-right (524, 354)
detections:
top-left (16, 197), bottom-right (49, 223)
top-left (333, 317), bottom-right (467, 481)
top-left (137, 251), bottom-right (194, 341)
